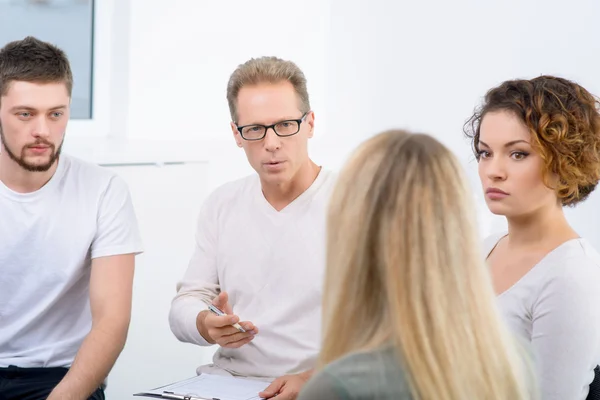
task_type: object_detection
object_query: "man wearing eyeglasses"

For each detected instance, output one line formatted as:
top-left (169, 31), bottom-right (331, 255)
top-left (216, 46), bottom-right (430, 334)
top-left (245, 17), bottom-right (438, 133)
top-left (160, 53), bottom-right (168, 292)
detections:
top-left (168, 56), bottom-right (335, 400)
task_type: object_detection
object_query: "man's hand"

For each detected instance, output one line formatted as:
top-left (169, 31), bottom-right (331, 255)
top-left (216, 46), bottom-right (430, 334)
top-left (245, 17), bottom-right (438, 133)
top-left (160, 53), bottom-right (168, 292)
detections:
top-left (197, 292), bottom-right (258, 348)
top-left (259, 370), bottom-right (313, 400)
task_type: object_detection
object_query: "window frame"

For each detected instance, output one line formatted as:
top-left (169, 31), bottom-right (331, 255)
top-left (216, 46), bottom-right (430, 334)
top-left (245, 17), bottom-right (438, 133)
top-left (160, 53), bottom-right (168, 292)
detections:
top-left (66, 0), bottom-right (130, 139)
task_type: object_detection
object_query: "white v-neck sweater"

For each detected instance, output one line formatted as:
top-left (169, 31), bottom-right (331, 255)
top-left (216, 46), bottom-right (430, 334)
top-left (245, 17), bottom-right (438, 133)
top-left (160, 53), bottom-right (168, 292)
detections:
top-left (169, 170), bottom-right (337, 380)
top-left (484, 232), bottom-right (600, 400)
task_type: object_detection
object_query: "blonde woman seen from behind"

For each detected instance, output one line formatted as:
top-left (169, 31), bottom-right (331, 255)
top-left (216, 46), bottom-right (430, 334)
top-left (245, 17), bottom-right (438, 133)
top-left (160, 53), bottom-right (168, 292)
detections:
top-left (297, 130), bottom-right (537, 400)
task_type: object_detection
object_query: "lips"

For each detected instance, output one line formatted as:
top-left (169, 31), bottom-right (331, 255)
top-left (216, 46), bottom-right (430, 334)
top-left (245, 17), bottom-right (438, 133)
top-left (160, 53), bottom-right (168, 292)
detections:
top-left (486, 188), bottom-right (509, 195)
top-left (27, 140), bottom-right (52, 149)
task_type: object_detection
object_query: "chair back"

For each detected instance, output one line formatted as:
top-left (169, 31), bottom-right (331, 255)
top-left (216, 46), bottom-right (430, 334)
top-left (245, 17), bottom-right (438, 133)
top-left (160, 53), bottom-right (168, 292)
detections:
top-left (587, 365), bottom-right (600, 400)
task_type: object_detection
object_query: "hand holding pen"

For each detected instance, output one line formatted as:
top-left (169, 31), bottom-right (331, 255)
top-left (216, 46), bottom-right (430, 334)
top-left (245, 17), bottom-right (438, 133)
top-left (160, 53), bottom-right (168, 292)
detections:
top-left (200, 292), bottom-right (258, 349)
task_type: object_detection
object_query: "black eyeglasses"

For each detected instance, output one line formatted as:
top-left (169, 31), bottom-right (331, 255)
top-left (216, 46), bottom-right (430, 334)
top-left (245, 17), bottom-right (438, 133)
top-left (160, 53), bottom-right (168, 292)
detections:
top-left (235, 112), bottom-right (308, 141)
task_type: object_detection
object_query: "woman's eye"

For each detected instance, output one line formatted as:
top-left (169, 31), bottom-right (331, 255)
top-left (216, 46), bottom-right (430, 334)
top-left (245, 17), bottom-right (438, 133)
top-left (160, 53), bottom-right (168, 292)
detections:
top-left (511, 151), bottom-right (529, 160)
top-left (477, 150), bottom-right (490, 159)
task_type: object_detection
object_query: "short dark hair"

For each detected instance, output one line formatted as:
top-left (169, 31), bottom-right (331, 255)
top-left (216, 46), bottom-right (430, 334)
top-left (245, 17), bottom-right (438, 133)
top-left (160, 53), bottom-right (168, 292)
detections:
top-left (0, 36), bottom-right (73, 99)
top-left (464, 75), bottom-right (600, 206)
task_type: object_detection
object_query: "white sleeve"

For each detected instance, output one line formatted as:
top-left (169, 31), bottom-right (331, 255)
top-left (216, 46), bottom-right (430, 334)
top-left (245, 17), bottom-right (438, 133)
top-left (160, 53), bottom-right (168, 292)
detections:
top-left (168, 194), bottom-right (221, 346)
top-left (531, 259), bottom-right (600, 400)
top-left (91, 175), bottom-right (143, 259)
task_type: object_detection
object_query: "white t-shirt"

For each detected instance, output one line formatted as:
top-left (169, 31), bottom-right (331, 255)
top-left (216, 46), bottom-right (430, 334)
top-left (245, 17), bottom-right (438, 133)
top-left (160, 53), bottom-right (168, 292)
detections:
top-left (0, 154), bottom-right (143, 368)
top-left (169, 169), bottom-right (336, 380)
top-left (484, 232), bottom-right (600, 400)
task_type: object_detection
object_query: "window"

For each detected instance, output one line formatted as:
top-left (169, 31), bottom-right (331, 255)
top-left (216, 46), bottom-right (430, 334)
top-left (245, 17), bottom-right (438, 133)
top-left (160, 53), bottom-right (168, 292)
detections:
top-left (0, 0), bottom-right (94, 120)
top-left (0, 0), bottom-right (129, 139)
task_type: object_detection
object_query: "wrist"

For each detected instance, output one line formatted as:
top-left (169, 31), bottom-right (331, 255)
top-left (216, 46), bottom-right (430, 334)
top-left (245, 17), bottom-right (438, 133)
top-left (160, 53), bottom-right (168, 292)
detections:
top-left (299, 369), bottom-right (314, 381)
top-left (196, 310), bottom-right (215, 344)
top-left (47, 387), bottom-right (76, 400)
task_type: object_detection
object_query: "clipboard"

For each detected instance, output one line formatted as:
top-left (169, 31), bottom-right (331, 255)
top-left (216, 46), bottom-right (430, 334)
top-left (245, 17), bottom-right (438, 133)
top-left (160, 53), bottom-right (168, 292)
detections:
top-left (134, 373), bottom-right (269, 400)
top-left (137, 391), bottom-right (220, 400)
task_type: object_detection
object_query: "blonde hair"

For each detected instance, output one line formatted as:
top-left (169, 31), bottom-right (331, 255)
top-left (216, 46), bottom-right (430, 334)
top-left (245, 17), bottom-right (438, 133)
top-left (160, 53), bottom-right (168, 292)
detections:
top-left (321, 130), bottom-right (536, 399)
top-left (226, 56), bottom-right (310, 122)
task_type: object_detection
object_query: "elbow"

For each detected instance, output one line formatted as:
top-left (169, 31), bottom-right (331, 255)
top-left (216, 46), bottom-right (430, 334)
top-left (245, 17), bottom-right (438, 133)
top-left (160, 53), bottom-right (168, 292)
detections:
top-left (168, 297), bottom-right (210, 346)
top-left (168, 303), bottom-right (186, 343)
top-left (168, 298), bottom-right (195, 344)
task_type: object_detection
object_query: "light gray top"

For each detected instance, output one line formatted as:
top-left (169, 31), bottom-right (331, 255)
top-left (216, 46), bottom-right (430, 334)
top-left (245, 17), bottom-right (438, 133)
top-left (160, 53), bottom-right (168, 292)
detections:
top-left (298, 346), bottom-right (413, 400)
top-left (484, 232), bottom-right (600, 400)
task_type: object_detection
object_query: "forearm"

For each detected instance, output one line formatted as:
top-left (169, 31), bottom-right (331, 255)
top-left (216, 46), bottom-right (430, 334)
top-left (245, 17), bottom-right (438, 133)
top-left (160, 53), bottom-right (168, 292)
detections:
top-left (48, 318), bottom-right (129, 400)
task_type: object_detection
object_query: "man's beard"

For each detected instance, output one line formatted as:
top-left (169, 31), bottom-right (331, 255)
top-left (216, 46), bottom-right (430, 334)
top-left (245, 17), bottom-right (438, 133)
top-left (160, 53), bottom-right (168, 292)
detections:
top-left (0, 123), bottom-right (62, 172)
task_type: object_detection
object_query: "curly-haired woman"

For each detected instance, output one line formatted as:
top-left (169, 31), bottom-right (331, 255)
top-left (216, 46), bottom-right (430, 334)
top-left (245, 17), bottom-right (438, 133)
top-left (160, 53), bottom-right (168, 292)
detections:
top-left (465, 75), bottom-right (600, 400)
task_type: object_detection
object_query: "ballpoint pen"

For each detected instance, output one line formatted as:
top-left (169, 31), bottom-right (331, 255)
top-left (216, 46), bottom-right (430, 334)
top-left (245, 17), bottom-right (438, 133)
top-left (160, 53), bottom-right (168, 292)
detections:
top-left (161, 390), bottom-right (220, 400)
top-left (208, 304), bottom-right (246, 332)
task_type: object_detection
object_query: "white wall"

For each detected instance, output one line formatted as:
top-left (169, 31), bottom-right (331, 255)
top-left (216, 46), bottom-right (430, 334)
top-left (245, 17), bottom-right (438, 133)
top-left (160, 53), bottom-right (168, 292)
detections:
top-left (97, 0), bottom-right (600, 398)
top-left (125, 0), bottom-right (329, 142)
top-left (325, 0), bottom-right (600, 242)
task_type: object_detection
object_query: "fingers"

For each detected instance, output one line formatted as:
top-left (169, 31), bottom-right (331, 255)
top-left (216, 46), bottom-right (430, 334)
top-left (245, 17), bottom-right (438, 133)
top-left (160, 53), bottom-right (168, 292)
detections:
top-left (221, 333), bottom-right (255, 348)
top-left (206, 312), bottom-right (240, 329)
top-left (212, 292), bottom-right (227, 308)
top-left (239, 321), bottom-right (258, 334)
top-left (208, 292), bottom-right (256, 349)
top-left (271, 392), bottom-right (296, 400)
top-left (223, 329), bottom-right (254, 343)
top-left (259, 375), bottom-right (306, 400)
top-left (209, 324), bottom-right (243, 337)
top-left (206, 316), bottom-right (257, 348)
top-left (213, 292), bottom-right (233, 315)
top-left (223, 337), bottom-right (253, 349)
top-left (215, 329), bottom-right (255, 348)
top-left (259, 378), bottom-right (285, 398)
top-left (206, 320), bottom-right (243, 338)
top-left (266, 385), bottom-right (299, 400)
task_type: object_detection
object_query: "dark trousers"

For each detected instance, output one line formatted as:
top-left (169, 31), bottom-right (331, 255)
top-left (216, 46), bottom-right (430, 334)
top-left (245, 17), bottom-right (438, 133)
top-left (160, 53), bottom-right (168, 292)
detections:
top-left (0, 365), bottom-right (104, 400)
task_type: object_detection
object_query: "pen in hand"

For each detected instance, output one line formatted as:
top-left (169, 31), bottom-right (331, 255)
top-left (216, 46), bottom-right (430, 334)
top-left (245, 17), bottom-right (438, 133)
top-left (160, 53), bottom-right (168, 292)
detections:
top-left (203, 292), bottom-right (257, 349)
top-left (208, 303), bottom-right (246, 333)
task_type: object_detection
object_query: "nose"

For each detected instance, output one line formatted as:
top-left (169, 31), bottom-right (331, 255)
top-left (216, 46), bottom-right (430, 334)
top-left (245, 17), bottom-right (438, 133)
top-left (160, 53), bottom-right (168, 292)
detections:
top-left (483, 155), bottom-right (507, 182)
top-left (263, 127), bottom-right (281, 152)
top-left (32, 116), bottom-right (51, 139)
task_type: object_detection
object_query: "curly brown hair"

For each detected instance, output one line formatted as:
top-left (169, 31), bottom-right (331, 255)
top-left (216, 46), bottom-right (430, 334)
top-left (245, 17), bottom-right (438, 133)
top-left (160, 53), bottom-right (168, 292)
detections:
top-left (464, 75), bottom-right (600, 207)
